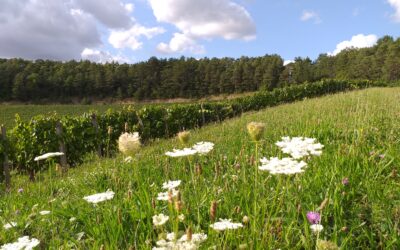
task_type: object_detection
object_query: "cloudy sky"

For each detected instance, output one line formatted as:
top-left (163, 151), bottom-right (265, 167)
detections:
top-left (1, 0), bottom-right (399, 63)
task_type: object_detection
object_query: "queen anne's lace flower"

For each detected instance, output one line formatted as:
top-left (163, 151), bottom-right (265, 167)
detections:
top-left (39, 210), bottom-right (50, 215)
top-left (1, 236), bottom-right (40, 250)
top-left (83, 190), bottom-right (115, 204)
top-left (276, 137), bottom-right (324, 159)
top-left (3, 222), bottom-right (17, 230)
top-left (192, 142), bottom-right (214, 155)
top-left (153, 213), bottom-right (169, 226)
top-left (153, 232), bottom-right (207, 250)
top-left (165, 148), bottom-right (197, 157)
top-left (210, 218), bottom-right (243, 231)
top-left (259, 157), bottom-right (307, 175)
top-left (310, 224), bottom-right (324, 233)
top-left (118, 132), bottom-right (141, 156)
top-left (162, 180), bottom-right (181, 190)
top-left (157, 189), bottom-right (179, 201)
top-left (34, 152), bottom-right (64, 161)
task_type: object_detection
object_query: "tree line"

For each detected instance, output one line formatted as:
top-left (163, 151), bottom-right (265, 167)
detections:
top-left (0, 35), bottom-right (399, 103)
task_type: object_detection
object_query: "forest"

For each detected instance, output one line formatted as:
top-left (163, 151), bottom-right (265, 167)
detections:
top-left (0, 35), bottom-right (399, 103)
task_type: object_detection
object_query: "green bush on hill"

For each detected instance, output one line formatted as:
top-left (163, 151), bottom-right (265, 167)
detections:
top-left (0, 79), bottom-right (394, 174)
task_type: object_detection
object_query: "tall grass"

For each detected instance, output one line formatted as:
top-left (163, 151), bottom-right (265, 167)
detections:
top-left (0, 88), bottom-right (399, 249)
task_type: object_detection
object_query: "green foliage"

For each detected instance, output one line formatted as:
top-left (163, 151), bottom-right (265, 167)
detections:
top-left (1, 79), bottom-right (394, 172)
top-left (1, 88), bottom-right (399, 248)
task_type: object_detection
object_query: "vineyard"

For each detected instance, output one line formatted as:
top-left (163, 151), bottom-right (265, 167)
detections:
top-left (0, 87), bottom-right (399, 248)
top-left (0, 79), bottom-right (393, 181)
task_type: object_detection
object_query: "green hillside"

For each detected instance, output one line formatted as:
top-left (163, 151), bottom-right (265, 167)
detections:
top-left (1, 88), bottom-right (399, 249)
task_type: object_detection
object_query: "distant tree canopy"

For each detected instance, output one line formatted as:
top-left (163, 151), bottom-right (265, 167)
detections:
top-left (0, 35), bottom-right (399, 103)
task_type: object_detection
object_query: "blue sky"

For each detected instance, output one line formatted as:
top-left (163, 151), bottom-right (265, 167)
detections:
top-left (0, 0), bottom-right (399, 63)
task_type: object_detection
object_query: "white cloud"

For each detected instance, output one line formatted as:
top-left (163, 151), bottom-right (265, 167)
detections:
top-left (388, 0), bottom-right (400, 22)
top-left (148, 0), bottom-right (256, 54)
top-left (300, 10), bottom-right (321, 23)
top-left (157, 33), bottom-right (205, 54)
top-left (108, 24), bottom-right (165, 50)
top-left (284, 60), bottom-right (294, 66)
top-left (81, 48), bottom-right (131, 63)
top-left (329, 34), bottom-right (378, 56)
top-left (73, 0), bottom-right (133, 29)
top-left (0, 0), bottom-right (165, 60)
top-left (0, 0), bottom-right (100, 60)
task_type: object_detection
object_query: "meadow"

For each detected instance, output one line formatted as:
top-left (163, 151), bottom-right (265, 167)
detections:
top-left (1, 88), bottom-right (399, 249)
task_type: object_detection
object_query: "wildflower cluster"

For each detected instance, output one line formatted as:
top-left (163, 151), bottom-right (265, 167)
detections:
top-left (118, 132), bottom-right (141, 156)
top-left (0, 236), bottom-right (40, 250)
top-left (259, 136), bottom-right (323, 175)
top-left (165, 141), bottom-right (214, 157)
top-left (275, 136), bottom-right (323, 159)
top-left (153, 232), bottom-right (207, 250)
top-left (83, 190), bottom-right (115, 204)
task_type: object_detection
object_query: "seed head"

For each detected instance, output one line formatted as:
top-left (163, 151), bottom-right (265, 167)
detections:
top-left (210, 201), bottom-right (218, 221)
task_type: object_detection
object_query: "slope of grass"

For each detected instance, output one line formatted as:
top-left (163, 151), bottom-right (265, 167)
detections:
top-left (1, 88), bottom-right (399, 249)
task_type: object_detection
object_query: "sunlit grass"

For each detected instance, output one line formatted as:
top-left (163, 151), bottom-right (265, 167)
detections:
top-left (1, 88), bottom-right (399, 249)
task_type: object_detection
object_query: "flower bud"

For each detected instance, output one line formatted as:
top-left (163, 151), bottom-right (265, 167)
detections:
top-left (177, 131), bottom-right (190, 145)
top-left (242, 215), bottom-right (250, 224)
top-left (247, 122), bottom-right (265, 141)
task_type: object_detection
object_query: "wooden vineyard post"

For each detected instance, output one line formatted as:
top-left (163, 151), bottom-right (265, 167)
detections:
top-left (200, 103), bottom-right (206, 126)
top-left (1, 125), bottom-right (11, 191)
top-left (56, 121), bottom-right (68, 172)
top-left (91, 114), bottom-right (102, 157)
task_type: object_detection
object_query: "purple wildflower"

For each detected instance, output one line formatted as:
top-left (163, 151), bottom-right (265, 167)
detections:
top-left (306, 211), bottom-right (321, 224)
top-left (341, 177), bottom-right (349, 186)
top-left (18, 188), bottom-right (24, 193)
top-left (379, 154), bottom-right (385, 159)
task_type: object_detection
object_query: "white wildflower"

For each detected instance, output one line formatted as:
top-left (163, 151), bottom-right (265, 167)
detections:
top-left (259, 157), bottom-right (307, 175)
top-left (162, 180), bottom-right (181, 190)
top-left (157, 189), bottom-right (179, 201)
top-left (276, 136), bottom-right (324, 159)
top-left (34, 152), bottom-right (64, 161)
top-left (192, 141), bottom-right (214, 155)
top-left (210, 218), bottom-right (243, 231)
top-left (153, 231), bottom-right (207, 250)
top-left (153, 213), bottom-right (169, 226)
top-left (83, 190), bottom-right (115, 204)
top-left (3, 222), bottom-right (17, 230)
top-left (69, 217), bottom-right (77, 222)
top-left (0, 236), bottom-right (40, 250)
top-left (310, 224), bottom-right (324, 233)
top-left (118, 132), bottom-right (141, 156)
top-left (76, 232), bottom-right (85, 241)
top-left (165, 148), bottom-right (197, 157)
top-left (179, 233), bottom-right (207, 243)
top-left (178, 214), bottom-right (185, 222)
top-left (124, 156), bottom-right (133, 163)
top-left (39, 210), bottom-right (50, 215)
